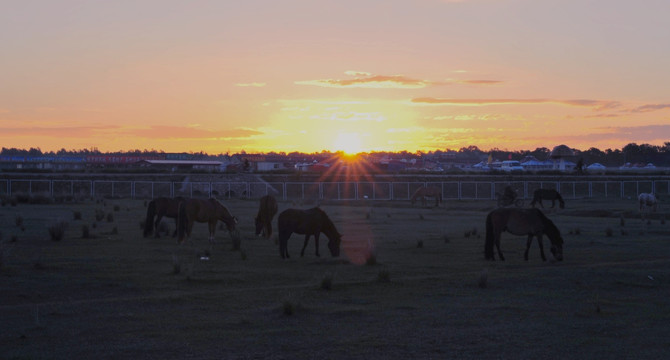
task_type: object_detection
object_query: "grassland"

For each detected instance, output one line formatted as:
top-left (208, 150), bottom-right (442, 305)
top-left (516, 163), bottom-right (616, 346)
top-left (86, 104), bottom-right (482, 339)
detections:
top-left (1, 195), bottom-right (669, 359)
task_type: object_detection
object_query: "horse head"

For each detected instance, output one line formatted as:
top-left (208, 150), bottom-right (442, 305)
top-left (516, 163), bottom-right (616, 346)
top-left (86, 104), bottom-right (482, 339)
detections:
top-left (327, 232), bottom-right (342, 257)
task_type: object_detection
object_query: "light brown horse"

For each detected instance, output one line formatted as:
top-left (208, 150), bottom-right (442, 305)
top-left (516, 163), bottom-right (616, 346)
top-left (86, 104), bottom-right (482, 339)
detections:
top-left (255, 195), bottom-right (278, 239)
top-left (410, 186), bottom-right (442, 207)
top-left (177, 198), bottom-right (238, 244)
top-left (143, 196), bottom-right (186, 238)
top-left (485, 207), bottom-right (563, 262)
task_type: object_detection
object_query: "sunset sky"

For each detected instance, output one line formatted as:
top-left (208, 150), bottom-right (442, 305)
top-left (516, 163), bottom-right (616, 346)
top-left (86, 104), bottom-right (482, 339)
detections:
top-left (2, 0), bottom-right (669, 155)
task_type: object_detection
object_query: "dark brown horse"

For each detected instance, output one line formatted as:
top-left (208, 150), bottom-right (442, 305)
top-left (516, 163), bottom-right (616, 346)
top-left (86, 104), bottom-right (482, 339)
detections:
top-left (143, 196), bottom-right (186, 238)
top-left (485, 208), bottom-right (563, 262)
top-left (277, 207), bottom-right (341, 259)
top-left (530, 189), bottom-right (565, 209)
top-left (410, 186), bottom-right (442, 207)
top-left (177, 198), bottom-right (238, 244)
top-left (255, 195), bottom-right (278, 239)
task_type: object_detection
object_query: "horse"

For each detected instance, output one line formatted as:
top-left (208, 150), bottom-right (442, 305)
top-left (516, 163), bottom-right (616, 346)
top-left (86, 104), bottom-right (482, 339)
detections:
top-left (143, 196), bottom-right (186, 238)
top-left (255, 195), bottom-right (278, 239)
top-left (484, 208), bottom-right (564, 262)
top-left (638, 193), bottom-right (658, 212)
top-left (277, 207), bottom-right (342, 259)
top-left (410, 186), bottom-right (442, 207)
top-left (530, 189), bottom-right (565, 209)
top-left (177, 198), bottom-right (238, 244)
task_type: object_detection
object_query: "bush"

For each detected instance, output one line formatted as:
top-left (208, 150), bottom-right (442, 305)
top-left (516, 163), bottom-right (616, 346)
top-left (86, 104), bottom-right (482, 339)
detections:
top-left (106, 212), bottom-right (114, 222)
top-left (48, 221), bottom-right (68, 241)
top-left (95, 209), bottom-right (105, 221)
top-left (377, 268), bottom-right (391, 282)
top-left (321, 274), bottom-right (333, 290)
top-left (73, 211), bottom-right (82, 221)
top-left (82, 225), bottom-right (91, 239)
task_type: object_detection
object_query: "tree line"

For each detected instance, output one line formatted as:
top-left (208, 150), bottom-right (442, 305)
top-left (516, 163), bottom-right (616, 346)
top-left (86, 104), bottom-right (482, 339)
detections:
top-left (2, 142), bottom-right (670, 167)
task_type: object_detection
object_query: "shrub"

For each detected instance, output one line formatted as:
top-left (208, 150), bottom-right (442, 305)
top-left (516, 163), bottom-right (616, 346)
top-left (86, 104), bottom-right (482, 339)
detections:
top-left (282, 301), bottom-right (295, 316)
top-left (95, 209), bottom-right (105, 221)
top-left (172, 255), bottom-right (181, 275)
top-left (320, 274), bottom-right (333, 290)
top-left (106, 212), bottom-right (114, 223)
top-left (113, 205), bottom-right (120, 212)
top-left (478, 268), bottom-right (488, 289)
top-left (377, 268), bottom-right (391, 282)
top-left (605, 228), bottom-right (613, 237)
top-left (111, 226), bottom-right (118, 235)
top-left (81, 225), bottom-right (91, 239)
top-left (48, 221), bottom-right (68, 241)
top-left (416, 240), bottom-right (424, 248)
top-left (73, 211), bottom-right (82, 221)
top-left (15, 215), bottom-right (24, 227)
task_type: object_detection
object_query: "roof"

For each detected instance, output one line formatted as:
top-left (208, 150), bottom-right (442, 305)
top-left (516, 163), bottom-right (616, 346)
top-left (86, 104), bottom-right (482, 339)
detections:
top-left (138, 160), bottom-right (222, 166)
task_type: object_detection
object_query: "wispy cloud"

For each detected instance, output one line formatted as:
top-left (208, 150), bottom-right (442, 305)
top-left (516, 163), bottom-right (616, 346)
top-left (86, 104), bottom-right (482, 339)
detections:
top-left (630, 103), bottom-right (670, 113)
top-left (124, 126), bottom-right (262, 139)
top-left (0, 125), bottom-right (117, 137)
top-left (235, 82), bottom-right (267, 87)
top-left (447, 79), bottom-right (503, 85)
top-left (411, 97), bottom-right (621, 110)
top-left (296, 74), bottom-right (434, 89)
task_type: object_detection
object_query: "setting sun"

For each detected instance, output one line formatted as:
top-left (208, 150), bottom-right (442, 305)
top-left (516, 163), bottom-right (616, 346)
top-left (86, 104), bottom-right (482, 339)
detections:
top-left (334, 132), bottom-right (363, 155)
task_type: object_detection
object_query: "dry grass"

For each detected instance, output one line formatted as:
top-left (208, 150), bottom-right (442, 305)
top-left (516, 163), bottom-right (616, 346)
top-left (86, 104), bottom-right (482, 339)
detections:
top-left (0, 195), bottom-right (669, 359)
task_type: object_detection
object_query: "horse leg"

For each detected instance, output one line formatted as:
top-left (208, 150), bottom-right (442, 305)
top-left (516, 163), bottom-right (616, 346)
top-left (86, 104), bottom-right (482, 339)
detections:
top-left (279, 231), bottom-right (291, 259)
top-left (208, 221), bottom-right (216, 244)
top-left (524, 235), bottom-right (533, 261)
top-left (154, 214), bottom-right (163, 238)
top-left (536, 234), bottom-right (547, 261)
top-left (495, 234), bottom-right (505, 261)
top-left (314, 233), bottom-right (320, 257)
top-left (300, 235), bottom-right (311, 257)
top-left (172, 218), bottom-right (178, 237)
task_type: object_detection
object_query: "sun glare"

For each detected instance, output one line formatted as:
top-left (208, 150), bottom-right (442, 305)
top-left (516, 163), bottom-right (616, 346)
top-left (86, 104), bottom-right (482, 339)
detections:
top-left (334, 132), bottom-right (363, 155)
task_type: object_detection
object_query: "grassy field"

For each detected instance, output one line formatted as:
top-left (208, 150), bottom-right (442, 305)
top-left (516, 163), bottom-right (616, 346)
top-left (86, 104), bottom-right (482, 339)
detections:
top-left (1, 195), bottom-right (669, 359)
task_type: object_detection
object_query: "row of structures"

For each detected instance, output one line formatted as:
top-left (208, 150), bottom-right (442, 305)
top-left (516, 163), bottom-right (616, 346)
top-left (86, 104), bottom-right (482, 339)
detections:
top-left (0, 145), bottom-right (661, 173)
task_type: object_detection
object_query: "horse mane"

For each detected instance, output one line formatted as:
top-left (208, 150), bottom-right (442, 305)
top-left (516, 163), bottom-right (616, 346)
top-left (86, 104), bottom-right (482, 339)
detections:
top-left (533, 209), bottom-right (563, 245)
top-left (309, 207), bottom-right (338, 234)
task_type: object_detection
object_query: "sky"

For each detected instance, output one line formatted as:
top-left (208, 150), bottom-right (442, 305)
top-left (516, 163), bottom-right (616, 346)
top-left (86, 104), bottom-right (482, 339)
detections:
top-left (2, 0), bottom-right (670, 155)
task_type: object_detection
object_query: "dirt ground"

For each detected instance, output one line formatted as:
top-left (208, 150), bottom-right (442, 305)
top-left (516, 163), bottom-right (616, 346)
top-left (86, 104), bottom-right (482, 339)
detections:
top-left (1, 196), bottom-right (669, 359)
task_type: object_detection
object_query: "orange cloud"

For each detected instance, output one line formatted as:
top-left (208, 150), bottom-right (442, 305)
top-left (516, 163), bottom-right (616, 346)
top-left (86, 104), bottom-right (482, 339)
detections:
top-left (630, 103), bottom-right (670, 113)
top-left (411, 97), bottom-right (621, 110)
top-left (124, 126), bottom-right (262, 139)
top-left (235, 82), bottom-right (267, 87)
top-left (296, 74), bottom-right (434, 89)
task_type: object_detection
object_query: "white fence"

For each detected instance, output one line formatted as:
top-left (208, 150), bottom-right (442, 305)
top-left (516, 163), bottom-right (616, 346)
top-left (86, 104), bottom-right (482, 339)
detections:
top-left (1, 179), bottom-right (668, 201)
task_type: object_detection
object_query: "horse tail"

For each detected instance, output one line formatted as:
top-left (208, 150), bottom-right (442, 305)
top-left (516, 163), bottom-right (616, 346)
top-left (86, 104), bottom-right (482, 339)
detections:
top-left (143, 200), bottom-right (156, 237)
top-left (177, 200), bottom-right (187, 242)
top-left (484, 211), bottom-right (495, 260)
top-left (556, 192), bottom-right (565, 208)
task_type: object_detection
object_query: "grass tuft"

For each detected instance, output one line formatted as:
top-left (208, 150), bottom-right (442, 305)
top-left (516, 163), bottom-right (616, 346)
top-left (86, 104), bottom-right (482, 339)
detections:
top-left (377, 268), bottom-right (391, 282)
top-left (320, 273), bottom-right (333, 290)
top-left (48, 221), bottom-right (68, 241)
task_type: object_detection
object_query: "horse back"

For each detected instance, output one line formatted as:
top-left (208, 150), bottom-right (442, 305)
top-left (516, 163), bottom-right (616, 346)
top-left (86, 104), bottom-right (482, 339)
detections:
top-left (278, 208), bottom-right (326, 235)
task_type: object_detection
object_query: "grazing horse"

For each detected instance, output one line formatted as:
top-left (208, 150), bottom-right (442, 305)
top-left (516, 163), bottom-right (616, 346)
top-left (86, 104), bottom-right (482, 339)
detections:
top-left (255, 195), bottom-right (278, 238)
top-left (485, 208), bottom-right (564, 262)
top-left (143, 196), bottom-right (186, 238)
top-left (277, 207), bottom-right (342, 259)
top-left (177, 198), bottom-right (238, 244)
top-left (638, 193), bottom-right (658, 212)
top-left (530, 189), bottom-right (565, 209)
top-left (410, 187), bottom-right (442, 207)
